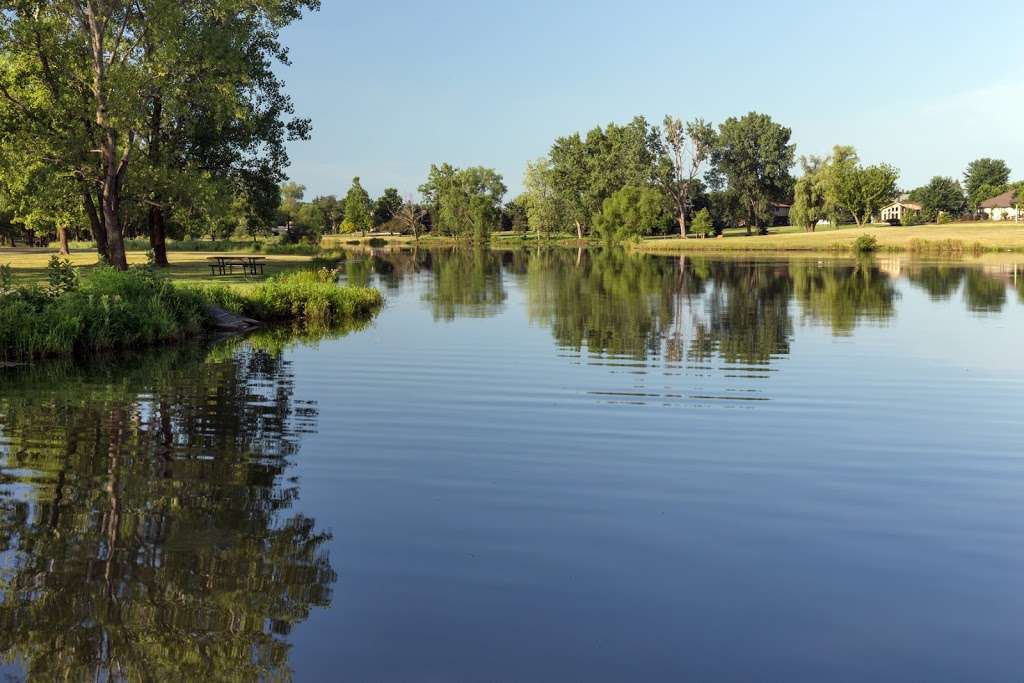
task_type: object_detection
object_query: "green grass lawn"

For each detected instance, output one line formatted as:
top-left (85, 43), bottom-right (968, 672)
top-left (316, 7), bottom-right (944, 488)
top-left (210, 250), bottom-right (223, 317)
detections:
top-left (638, 222), bottom-right (1024, 253)
top-left (0, 247), bottom-right (318, 287)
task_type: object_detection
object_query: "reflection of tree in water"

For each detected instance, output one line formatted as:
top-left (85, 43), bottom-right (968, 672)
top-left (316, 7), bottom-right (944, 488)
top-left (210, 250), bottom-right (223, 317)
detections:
top-left (526, 249), bottom-right (678, 359)
top-left (422, 247), bottom-right (507, 321)
top-left (0, 340), bottom-right (334, 681)
top-left (904, 263), bottom-right (1017, 313)
top-left (791, 259), bottom-right (897, 335)
top-left (963, 269), bottom-right (1007, 313)
top-left (689, 261), bottom-right (793, 363)
top-left (905, 265), bottom-right (966, 300)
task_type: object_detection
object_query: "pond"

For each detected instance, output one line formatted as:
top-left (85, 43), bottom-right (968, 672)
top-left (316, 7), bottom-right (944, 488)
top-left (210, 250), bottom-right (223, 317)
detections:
top-left (1, 249), bottom-right (1023, 681)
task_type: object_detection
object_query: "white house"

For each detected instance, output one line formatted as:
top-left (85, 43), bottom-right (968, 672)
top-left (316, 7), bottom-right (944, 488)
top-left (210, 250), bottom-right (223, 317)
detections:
top-left (979, 190), bottom-right (1021, 222)
top-left (878, 198), bottom-right (922, 224)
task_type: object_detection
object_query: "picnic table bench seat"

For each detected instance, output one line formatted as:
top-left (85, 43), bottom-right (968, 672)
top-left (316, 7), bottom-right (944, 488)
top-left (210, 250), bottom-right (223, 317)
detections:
top-left (206, 256), bottom-right (266, 277)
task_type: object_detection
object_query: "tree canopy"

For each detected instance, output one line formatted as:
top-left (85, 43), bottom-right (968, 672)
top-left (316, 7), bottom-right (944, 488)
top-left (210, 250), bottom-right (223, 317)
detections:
top-left (710, 113), bottom-right (795, 234)
top-left (824, 146), bottom-right (898, 226)
top-left (963, 158), bottom-right (1011, 209)
top-left (419, 164), bottom-right (506, 240)
top-left (0, 0), bottom-right (317, 267)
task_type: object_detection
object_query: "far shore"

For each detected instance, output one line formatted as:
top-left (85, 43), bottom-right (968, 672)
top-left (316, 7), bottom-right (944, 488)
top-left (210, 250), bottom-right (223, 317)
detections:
top-left (633, 222), bottom-right (1024, 254)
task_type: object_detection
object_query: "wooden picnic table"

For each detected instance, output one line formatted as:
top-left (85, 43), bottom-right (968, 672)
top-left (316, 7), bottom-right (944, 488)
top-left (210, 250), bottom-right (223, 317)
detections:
top-left (206, 255), bottom-right (266, 277)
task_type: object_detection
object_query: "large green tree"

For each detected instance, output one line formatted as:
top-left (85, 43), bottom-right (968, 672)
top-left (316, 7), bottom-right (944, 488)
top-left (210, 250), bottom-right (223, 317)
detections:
top-left (548, 116), bottom-right (659, 239)
top-left (909, 176), bottom-right (966, 221)
top-left (419, 164), bottom-right (506, 240)
top-left (343, 176), bottom-right (372, 235)
top-left (825, 146), bottom-right (898, 226)
top-left (963, 158), bottom-right (1011, 209)
top-left (710, 112), bottom-right (795, 234)
top-left (0, 0), bottom-right (316, 268)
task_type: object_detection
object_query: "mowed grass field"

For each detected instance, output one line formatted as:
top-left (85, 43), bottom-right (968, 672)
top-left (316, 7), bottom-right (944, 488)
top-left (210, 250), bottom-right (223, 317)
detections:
top-left (0, 248), bottom-right (317, 286)
top-left (637, 223), bottom-right (1024, 253)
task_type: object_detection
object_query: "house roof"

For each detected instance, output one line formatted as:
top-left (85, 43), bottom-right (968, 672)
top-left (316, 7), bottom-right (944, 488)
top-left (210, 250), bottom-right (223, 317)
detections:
top-left (980, 190), bottom-right (1019, 209)
top-left (882, 200), bottom-right (921, 211)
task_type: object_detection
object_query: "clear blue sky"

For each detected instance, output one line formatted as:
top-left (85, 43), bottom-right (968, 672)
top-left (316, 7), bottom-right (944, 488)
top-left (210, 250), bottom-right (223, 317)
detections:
top-left (277, 0), bottom-right (1024, 201)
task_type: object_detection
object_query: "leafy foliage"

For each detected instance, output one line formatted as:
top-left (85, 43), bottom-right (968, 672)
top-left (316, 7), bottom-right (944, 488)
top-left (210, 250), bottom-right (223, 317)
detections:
top-left (824, 146), bottom-right (899, 226)
top-left (963, 158), bottom-right (1011, 209)
top-left (691, 208), bottom-right (715, 238)
top-left (852, 234), bottom-right (879, 253)
top-left (909, 176), bottom-right (966, 221)
top-left (343, 177), bottom-right (373, 234)
top-left (594, 186), bottom-right (671, 243)
top-left (419, 164), bottom-right (506, 240)
top-left (710, 113), bottom-right (795, 234)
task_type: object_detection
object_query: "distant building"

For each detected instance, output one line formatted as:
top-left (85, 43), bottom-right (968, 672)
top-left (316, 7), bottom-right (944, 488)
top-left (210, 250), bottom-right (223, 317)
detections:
top-left (878, 197), bottom-right (922, 224)
top-left (979, 190), bottom-right (1021, 222)
top-left (770, 202), bottom-right (790, 226)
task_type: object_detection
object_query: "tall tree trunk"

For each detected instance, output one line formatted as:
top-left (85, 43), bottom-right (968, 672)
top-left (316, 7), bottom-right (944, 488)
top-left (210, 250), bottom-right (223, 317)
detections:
top-left (81, 181), bottom-right (108, 260)
top-left (101, 160), bottom-right (128, 270)
top-left (57, 226), bottom-right (70, 255)
top-left (148, 205), bottom-right (168, 266)
top-left (147, 89), bottom-right (169, 266)
top-left (82, 2), bottom-right (130, 271)
top-left (677, 212), bottom-right (687, 238)
top-left (575, 219), bottom-right (583, 241)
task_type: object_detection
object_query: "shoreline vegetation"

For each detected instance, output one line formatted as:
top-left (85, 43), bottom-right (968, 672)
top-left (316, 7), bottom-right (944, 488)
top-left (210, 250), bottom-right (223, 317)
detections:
top-left (0, 259), bottom-right (382, 363)
top-left (323, 221), bottom-right (1024, 254)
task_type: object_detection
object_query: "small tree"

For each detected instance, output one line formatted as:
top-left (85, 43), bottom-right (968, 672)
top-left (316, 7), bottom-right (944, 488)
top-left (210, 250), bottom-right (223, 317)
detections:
top-left (523, 158), bottom-right (567, 236)
top-left (690, 208), bottom-right (715, 238)
top-left (344, 177), bottom-right (373, 236)
top-left (790, 156), bottom-right (831, 232)
top-left (392, 199), bottom-right (426, 240)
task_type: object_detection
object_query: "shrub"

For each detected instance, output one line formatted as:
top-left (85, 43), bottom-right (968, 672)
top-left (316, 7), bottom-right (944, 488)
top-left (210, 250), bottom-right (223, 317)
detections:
top-left (0, 265), bottom-right (382, 362)
top-left (234, 268), bottom-right (383, 326)
top-left (690, 209), bottom-right (715, 238)
top-left (46, 256), bottom-right (78, 294)
top-left (0, 266), bottom-right (209, 361)
top-left (901, 210), bottom-right (925, 226)
top-left (852, 234), bottom-right (878, 253)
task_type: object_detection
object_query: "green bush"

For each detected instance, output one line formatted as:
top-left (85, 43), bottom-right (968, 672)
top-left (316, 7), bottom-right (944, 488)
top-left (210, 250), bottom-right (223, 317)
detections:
top-left (233, 268), bottom-right (383, 326)
top-left (46, 256), bottom-right (78, 294)
top-left (1, 265), bottom-right (382, 361)
top-left (901, 210), bottom-right (925, 226)
top-left (852, 234), bottom-right (878, 253)
top-left (690, 209), bottom-right (716, 238)
top-left (0, 266), bottom-right (209, 361)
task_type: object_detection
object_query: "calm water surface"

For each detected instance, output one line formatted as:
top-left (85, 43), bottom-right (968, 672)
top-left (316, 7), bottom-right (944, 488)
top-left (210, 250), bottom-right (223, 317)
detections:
top-left (2, 250), bottom-right (1023, 681)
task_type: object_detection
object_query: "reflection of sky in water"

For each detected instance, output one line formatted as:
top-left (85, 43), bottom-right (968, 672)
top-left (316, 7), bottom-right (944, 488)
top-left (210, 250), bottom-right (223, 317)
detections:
top-left (2, 252), bottom-right (1024, 681)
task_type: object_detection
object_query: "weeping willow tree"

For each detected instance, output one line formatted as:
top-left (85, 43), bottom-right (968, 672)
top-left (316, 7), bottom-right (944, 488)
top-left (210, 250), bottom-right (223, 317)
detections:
top-left (0, 338), bottom-right (335, 681)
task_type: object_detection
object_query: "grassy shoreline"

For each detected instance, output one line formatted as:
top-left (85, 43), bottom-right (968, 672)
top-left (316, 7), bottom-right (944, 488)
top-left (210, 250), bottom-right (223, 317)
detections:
top-left (634, 222), bottom-right (1024, 254)
top-left (0, 262), bottom-right (382, 363)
